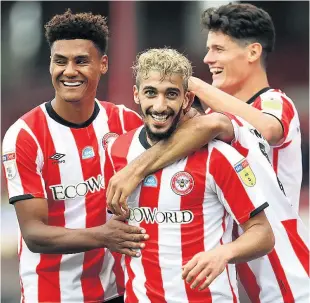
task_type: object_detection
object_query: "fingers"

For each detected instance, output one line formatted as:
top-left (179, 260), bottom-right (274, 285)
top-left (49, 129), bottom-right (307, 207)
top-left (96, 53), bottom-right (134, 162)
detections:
top-left (198, 274), bottom-right (215, 291)
top-left (182, 257), bottom-right (198, 281)
top-left (118, 248), bottom-right (142, 258)
top-left (189, 267), bottom-right (212, 289)
top-left (110, 189), bottom-right (123, 216)
top-left (121, 241), bottom-right (146, 250)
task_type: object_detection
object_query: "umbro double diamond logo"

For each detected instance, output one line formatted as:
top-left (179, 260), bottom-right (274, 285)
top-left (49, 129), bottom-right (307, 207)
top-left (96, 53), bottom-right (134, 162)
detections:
top-left (49, 153), bottom-right (66, 164)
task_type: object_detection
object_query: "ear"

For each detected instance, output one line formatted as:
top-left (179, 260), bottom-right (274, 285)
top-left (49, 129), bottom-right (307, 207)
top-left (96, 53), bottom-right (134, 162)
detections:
top-left (133, 85), bottom-right (140, 104)
top-left (247, 42), bottom-right (263, 63)
top-left (182, 91), bottom-right (194, 113)
top-left (100, 55), bottom-right (109, 75)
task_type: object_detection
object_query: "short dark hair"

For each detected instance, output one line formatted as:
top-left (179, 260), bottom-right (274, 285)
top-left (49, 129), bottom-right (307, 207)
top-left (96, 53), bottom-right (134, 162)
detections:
top-left (201, 3), bottom-right (275, 67)
top-left (44, 9), bottom-right (109, 54)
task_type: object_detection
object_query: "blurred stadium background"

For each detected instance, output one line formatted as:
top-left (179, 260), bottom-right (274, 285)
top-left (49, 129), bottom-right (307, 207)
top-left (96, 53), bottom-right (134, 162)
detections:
top-left (1, 1), bottom-right (309, 302)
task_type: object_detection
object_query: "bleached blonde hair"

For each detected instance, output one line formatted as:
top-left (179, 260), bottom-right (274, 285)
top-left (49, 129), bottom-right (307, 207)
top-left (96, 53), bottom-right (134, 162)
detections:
top-left (132, 48), bottom-right (193, 90)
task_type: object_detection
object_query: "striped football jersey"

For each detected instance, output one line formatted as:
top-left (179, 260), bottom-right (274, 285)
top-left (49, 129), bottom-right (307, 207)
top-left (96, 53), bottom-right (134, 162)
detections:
top-left (2, 99), bottom-right (142, 303)
top-left (224, 113), bottom-right (309, 303)
top-left (107, 126), bottom-right (269, 303)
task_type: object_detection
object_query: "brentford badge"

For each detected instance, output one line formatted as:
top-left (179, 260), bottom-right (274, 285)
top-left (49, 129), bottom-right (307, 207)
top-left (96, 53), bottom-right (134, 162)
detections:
top-left (171, 171), bottom-right (194, 196)
top-left (102, 132), bottom-right (119, 150)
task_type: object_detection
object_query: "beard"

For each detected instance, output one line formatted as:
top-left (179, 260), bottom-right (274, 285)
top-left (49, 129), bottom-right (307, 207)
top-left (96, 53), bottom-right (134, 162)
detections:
top-left (140, 104), bottom-right (183, 143)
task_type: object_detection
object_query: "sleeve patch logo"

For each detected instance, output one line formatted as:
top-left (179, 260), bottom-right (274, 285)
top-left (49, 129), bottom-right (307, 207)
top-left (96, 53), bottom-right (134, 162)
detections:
top-left (262, 99), bottom-right (283, 111)
top-left (2, 152), bottom-right (17, 180)
top-left (234, 159), bottom-right (256, 187)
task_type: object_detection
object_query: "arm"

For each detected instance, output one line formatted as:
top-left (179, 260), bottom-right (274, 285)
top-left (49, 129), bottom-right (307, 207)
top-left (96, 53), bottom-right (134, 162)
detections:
top-left (189, 76), bottom-right (284, 145)
top-left (107, 112), bottom-right (235, 215)
top-left (14, 197), bottom-right (148, 256)
top-left (182, 211), bottom-right (274, 290)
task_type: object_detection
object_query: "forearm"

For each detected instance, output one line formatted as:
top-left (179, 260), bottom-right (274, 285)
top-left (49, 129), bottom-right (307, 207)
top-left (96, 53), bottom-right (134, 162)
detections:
top-left (132, 114), bottom-right (232, 178)
top-left (190, 77), bottom-right (281, 144)
top-left (223, 221), bottom-right (274, 264)
top-left (23, 222), bottom-right (102, 254)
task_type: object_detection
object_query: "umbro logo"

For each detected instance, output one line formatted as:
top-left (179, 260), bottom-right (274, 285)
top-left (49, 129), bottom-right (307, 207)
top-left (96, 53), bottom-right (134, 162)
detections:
top-left (49, 153), bottom-right (66, 164)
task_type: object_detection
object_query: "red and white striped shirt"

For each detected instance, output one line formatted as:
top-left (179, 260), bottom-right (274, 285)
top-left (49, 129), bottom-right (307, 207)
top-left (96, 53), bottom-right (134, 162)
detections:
top-left (247, 88), bottom-right (302, 212)
top-left (225, 113), bottom-right (309, 303)
top-left (2, 99), bottom-right (142, 303)
top-left (108, 126), bottom-right (269, 303)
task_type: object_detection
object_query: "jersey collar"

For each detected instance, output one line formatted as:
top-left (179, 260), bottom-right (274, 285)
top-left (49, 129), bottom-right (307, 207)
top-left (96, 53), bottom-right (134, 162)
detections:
top-left (45, 100), bottom-right (100, 129)
top-left (246, 87), bottom-right (271, 104)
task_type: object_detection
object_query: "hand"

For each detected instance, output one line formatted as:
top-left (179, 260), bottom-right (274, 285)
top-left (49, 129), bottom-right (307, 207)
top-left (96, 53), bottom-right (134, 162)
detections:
top-left (98, 216), bottom-right (149, 257)
top-left (107, 164), bottom-right (143, 216)
top-left (182, 247), bottom-right (229, 290)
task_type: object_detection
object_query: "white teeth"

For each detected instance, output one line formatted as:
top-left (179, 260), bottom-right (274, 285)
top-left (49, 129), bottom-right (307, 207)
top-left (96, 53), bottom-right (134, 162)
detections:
top-left (151, 114), bottom-right (168, 122)
top-left (63, 81), bottom-right (82, 86)
top-left (210, 68), bottom-right (223, 75)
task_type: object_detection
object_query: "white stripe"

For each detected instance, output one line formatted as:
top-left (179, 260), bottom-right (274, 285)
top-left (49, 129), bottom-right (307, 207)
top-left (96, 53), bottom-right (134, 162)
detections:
top-left (100, 249), bottom-right (119, 301)
top-left (158, 161), bottom-right (188, 302)
top-left (43, 109), bottom-right (85, 302)
top-left (19, 236), bottom-right (40, 303)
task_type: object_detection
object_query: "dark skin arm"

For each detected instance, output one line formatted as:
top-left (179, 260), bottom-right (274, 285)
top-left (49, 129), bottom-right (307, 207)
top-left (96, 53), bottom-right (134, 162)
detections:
top-left (15, 197), bottom-right (149, 256)
top-left (182, 211), bottom-right (275, 290)
top-left (107, 112), bottom-right (235, 216)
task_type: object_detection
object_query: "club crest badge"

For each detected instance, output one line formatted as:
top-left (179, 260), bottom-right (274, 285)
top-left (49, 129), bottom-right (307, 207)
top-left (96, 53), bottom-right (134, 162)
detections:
top-left (171, 171), bottom-right (194, 196)
top-left (2, 152), bottom-right (17, 180)
top-left (234, 159), bottom-right (256, 187)
top-left (102, 132), bottom-right (119, 150)
top-left (82, 146), bottom-right (95, 160)
top-left (143, 175), bottom-right (157, 187)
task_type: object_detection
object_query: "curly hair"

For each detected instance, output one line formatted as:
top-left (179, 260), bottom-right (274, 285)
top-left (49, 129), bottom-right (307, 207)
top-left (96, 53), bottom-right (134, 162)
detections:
top-left (132, 48), bottom-right (193, 90)
top-left (45, 9), bottom-right (109, 54)
top-left (201, 3), bottom-right (275, 66)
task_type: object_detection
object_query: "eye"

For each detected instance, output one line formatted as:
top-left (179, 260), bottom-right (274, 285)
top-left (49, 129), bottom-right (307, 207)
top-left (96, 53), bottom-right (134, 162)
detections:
top-left (144, 90), bottom-right (156, 97)
top-left (166, 91), bottom-right (178, 99)
top-left (53, 59), bottom-right (66, 65)
top-left (216, 46), bottom-right (224, 52)
top-left (76, 58), bottom-right (89, 65)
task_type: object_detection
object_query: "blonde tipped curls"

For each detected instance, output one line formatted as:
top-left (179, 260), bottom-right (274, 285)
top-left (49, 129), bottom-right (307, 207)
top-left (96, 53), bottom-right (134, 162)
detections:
top-left (132, 48), bottom-right (193, 90)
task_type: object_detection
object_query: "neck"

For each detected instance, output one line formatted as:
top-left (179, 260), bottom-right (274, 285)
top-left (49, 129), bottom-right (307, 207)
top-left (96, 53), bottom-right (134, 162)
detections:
top-left (229, 67), bottom-right (269, 102)
top-left (52, 95), bottom-right (96, 124)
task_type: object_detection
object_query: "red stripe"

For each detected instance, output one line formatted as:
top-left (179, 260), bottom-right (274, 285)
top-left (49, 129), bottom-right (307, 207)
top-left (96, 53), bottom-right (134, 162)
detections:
top-left (268, 249), bottom-right (295, 302)
top-left (111, 130), bottom-right (138, 173)
top-left (103, 102), bottom-right (124, 135)
top-left (282, 219), bottom-right (309, 275)
top-left (232, 140), bottom-right (249, 158)
top-left (180, 151), bottom-right (212, 301)
top-left (236, 263), bottom-right (261, 303)
top-left (219, 210), bottom-right (238, 303)
top-left (272, 141), bottom-right (291, 174)
top-left (24, 108), bottom-right (64, 303)
top-left (280, 96), bottom-right (295, 140)
top-left (139, 170), bottom-right (167, 302)
top-left (15, 130), bottom-right (45, 197)
top-left (70, 125), bottom-right (105, 301)
top-left (209, 148), bottom-right (256, 224)
top-left (122, 107), bottom-right (143, 132)
top-left (124, 257), bottom-right (138, 303)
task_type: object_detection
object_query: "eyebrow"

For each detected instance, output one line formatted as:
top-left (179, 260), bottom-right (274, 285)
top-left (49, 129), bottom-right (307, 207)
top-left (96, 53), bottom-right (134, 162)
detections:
top-left (53, 54), bottom-right (90, 60)
top-left (142, 86), bottom-right (180, 93)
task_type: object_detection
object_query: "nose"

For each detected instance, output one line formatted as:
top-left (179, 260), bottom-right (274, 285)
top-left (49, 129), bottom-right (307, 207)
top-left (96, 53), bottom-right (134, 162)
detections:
top-left (63, 62), bottom-right (78, 77)
top-left (152, 95), bottom-right (168, 113)
top-left (203, 50), bottom-right (216, 65)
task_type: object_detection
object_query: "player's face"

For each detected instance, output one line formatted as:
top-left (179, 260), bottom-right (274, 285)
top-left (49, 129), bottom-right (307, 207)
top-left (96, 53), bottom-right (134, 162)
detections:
top-left (204, 31), bottom-right (252, 95)
top-left (134, 71), bottom-right (190, 143)
top-left (50, 39), bottom-right (108, 103)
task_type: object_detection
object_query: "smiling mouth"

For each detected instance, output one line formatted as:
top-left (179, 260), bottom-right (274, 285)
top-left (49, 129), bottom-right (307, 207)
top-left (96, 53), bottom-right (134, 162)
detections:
top-left (61, 81), bottom-right (84, 87)
top-left (151, 113), bottom-right (169, 123)
top-left (210, 68), bottom-right (223, 76)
